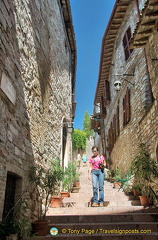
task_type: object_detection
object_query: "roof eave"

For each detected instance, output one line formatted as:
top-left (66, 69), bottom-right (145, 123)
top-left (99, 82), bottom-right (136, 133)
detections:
top-left (94, 0), bottom-right (132, 104)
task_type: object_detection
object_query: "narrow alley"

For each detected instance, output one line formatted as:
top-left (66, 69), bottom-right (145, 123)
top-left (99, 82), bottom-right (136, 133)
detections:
top-left (0, 0), bottom-right (158, 239)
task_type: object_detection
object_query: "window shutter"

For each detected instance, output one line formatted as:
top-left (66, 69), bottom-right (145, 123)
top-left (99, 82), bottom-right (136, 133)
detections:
top-left (116, 105), bottom-right (120, 137)
top-left (110, 122), bottom-right (114, 149)
top-left (103, 81), bottom-right (110, 106)
top-left (108, 129), bottom-right (111, 151)
top-left (123, 27), bottom-right (133, 61)
top-left (100, 96), bottom-right (106, 118)
top-left (113, 115), bottom-right (116, 143)
top-left (123, 97), bottom-right (126, 126)
top-left (126, 88), bottom-right (130, 123)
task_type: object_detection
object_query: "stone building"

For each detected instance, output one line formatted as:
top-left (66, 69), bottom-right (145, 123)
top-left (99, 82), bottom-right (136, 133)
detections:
top-left (0, 0), bottom-right (76, 221)
top-left (92, 0), bottom-right (158, 174)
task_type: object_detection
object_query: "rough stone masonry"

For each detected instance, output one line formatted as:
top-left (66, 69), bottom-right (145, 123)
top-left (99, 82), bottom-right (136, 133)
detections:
top-left (0, 0), bottom-right (76, 221)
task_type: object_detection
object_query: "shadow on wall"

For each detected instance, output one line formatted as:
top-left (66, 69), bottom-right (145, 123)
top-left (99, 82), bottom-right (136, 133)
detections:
top-left (0, 0), bottom-right (34, 223)
top-left (29, 0), bottom-right (51, 100)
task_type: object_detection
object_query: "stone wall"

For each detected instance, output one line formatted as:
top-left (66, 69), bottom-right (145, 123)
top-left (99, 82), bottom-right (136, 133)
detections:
top-left (101, 0), bottom-right (157, 175)
top-left (139, 27), bottom-right (158, 160)
top-left (0, 0), bottom-right (75, 221)
top-left (86, 137), bottom-right (95, 160)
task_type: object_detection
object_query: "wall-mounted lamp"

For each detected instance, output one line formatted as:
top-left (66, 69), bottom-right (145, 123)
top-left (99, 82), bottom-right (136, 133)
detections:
top-left (113, 72), bottom-right (135, 92)
top-left (91, 113), bottom-right (104, 121)
top-left (62, 121), bottom-right (74, 133)
top-left (67, 126), bottom-right (74, 133)
top-left (91, 113), bottom-right (101, 119)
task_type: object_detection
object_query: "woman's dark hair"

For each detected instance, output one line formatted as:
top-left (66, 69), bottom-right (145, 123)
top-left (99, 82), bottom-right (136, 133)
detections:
top-left (92, 146), bottom-right (98, 151)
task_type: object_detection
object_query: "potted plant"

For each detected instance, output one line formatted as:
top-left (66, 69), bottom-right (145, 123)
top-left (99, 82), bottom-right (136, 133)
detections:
top-left (0, 218), bottom-right (20, 240)
top-left (73, 172), bottom-right (80, 187)
top-left (107, 157), bottom-right (112, 166)
top-left (106, 145), bottom-right (110, 152)
top-left (29, 158), bottom-right (64, 236)
top-left (109, 169), bottom-right (115, 183)
top-left (112, 167), bottom-right (122, 189)
top-left (0, 199), bottom-right (32, 240)
top-left (60, 163), bottom-right (73, 198)
top-left (67, 162), bottom-right (81, 193)
top-left (131, 143), bottom-right (158, 206)
top-left (132, 184), bottom-right (141, 196)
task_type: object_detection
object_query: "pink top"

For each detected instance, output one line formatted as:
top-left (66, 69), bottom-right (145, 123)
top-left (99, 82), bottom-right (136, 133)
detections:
top-left (89, 155), bottom-right (105, 170)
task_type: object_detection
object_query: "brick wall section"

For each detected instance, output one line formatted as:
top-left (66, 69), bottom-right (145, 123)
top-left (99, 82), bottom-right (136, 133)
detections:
top-left (0, 0), bottom-right (75, 221)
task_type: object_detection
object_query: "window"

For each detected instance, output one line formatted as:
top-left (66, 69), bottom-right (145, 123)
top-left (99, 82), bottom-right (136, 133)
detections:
top-left (123, 27), bottom-right (133, 61)
top-left (100, 96), bottom-right (106, 119)
top-left (123, 88), bottom-right (131, 126)
top-left (116, 104), bottom-right (120, 137)
top-left (103, 80), bottom-right (111, 106)
top-left (113, 115), bottom-right (117, 143)
top-left (107, 106), bottom-right (120, 152)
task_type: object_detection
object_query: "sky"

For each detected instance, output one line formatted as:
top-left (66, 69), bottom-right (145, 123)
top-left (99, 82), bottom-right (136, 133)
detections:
top-left (70, 0), bottom-right (116, 130)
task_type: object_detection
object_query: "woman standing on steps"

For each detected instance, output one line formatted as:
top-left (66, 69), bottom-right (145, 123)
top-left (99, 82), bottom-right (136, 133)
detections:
top-left (88, 146), bottom-right (106, 207)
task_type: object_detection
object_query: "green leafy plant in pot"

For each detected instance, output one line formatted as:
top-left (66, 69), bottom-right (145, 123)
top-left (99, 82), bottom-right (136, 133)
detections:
top-left (0, 199), bottom-right (32, 240)
top-left (130, 143), bottom-right (158, 206)
top-left (60, 163), bottom-right (74, 197)
top-left (29, 158), bottom-right (64, 236)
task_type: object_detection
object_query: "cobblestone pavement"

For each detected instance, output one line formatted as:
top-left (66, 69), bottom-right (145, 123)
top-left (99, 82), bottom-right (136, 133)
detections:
top-left (47, 164), bottom-right (146, 216)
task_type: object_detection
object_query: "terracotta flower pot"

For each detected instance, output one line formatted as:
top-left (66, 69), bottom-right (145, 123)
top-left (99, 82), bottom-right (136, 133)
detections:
top-left (113, 181), bottom-right (121, 189)
top-left (60, 192), bottom-right (70, 198)
top-left (73, 182), bottom-right (80, 187)
top-left (133, 188), bottom-right (139, 196)
top-left (139, 196), bottom-right (150, 206)
top-left (71, 186), bottom-right (80, 193)
top-left (51, 196), bottom-right (62, 208)
top-left (32, 220), bottom-right (48, 236)
top-left (109, 178), bottom-right (115, 183)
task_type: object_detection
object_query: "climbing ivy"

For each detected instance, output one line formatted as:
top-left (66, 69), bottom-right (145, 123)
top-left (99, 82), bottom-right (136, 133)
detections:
top-left (83, 111), bottom-right (94, 139)
top-left (72, 129), bottom-right (86, 150)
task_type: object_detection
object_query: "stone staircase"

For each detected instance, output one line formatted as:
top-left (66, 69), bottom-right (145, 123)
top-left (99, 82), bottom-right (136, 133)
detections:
top-left (32, 166), bottom-right (158, 239)
top-left (33, 211), bottom-right (158, 239)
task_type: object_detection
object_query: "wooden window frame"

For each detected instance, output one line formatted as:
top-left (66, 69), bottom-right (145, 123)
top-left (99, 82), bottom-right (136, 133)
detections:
top-left (100, 96), bottom-right (106, 119)
top-left (103, 80), bottom-right (111, 106)
top-left (116, 105), bottom-right (120, 137)
top-left (123, 27), bottom-right (133, 61)
top-left (123, 88), bottom-right (131, 126)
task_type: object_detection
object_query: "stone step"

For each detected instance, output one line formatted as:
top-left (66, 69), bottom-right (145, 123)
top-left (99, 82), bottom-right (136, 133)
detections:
top-left (32, 215), bottom-right (158, 239)
top-left (33, 166), bottom-right (158, 240)
top-left (47, 205), bottom-right (158, 216)
top-left (104, 191), bottom-right (131, 197)
top-left (31, 232), bottom-right (158, 240)
top-left (108, 200), bottom-right (139, 206)
top-left (46, 213), bottom-right (158, 223)
top-left (47, 222), bottom-right (158, 233)
top-left (31, 233), bottom-right (158, 240)
top-left (61, 198), bottom-right (141, 207)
